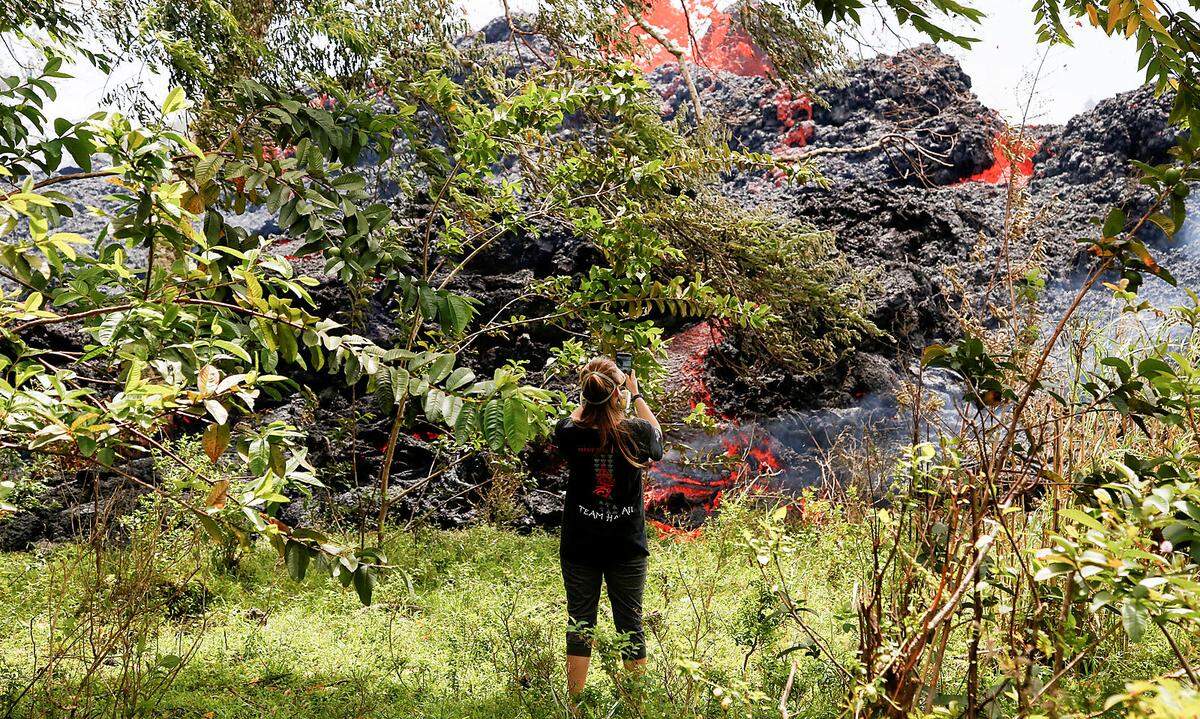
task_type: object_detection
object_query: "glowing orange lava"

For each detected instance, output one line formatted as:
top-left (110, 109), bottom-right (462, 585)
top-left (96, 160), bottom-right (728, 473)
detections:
top-left (694, 5), bottom-right (773, 76)
top-left (672, 321), bottom-right (726, 415)
top-left (773, 89), bottom-right (814, 149)
top-left (644, 322), bottom-right (786, 536)
top-left (648, 518), bottom-right (703, 540)
top-left (629, 0), bottom-right (772, 77)
top-left (628, 1), bottom-right (816, 162)
top-left (960, 133), bottom-right (1038, 186)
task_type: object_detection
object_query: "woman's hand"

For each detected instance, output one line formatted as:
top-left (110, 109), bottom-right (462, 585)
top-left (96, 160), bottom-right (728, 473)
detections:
top-left (624, 370), bottom-right (659, 433)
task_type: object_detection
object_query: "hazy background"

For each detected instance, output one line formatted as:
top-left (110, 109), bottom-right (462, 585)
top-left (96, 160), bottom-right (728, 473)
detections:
top-left (4, 0), bottom-right (1146, 126)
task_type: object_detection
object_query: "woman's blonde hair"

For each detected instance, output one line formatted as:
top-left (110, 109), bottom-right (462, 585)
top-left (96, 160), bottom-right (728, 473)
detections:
top-left (577, 356), bottom-right (642, 467)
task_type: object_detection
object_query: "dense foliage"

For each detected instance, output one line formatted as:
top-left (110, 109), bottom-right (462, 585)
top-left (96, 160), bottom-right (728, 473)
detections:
top-left (0, 0), bottom-right (873, 602)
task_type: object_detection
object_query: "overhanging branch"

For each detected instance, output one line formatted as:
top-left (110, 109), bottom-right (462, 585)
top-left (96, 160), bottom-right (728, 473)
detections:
top-left (631, 16), bottom-right (705, 126)
top-left (779, 132), bottom-right (951, 165)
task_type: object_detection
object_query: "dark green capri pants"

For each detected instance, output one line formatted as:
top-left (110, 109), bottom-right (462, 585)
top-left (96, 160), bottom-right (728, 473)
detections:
top-left (561, 555), bottom-right (647, 661)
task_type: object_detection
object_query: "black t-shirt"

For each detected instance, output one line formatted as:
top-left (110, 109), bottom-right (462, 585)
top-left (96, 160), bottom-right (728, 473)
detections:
top-left (555, 416), bottom-right (664, 566)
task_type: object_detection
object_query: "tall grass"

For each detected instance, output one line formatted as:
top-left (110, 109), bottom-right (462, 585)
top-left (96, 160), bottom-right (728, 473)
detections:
top-left (0, 479), bottom-right (1179, 718)
top-left (0, 496), bottom-right (865, 718)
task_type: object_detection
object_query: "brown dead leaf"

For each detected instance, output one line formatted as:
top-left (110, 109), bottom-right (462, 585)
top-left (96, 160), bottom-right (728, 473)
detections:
top-left (205, 480), bottom-right (229, 509)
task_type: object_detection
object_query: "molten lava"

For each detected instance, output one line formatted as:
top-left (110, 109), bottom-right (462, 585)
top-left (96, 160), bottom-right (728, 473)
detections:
top-left (644, 321), bottom-right (785, 537)
top-left (671, 321), bottom-right (726, 415)
top-left (694, 5), bottom-right (773, 76)
top-left (960, 133), bottom-right (1038, 186)
top-left (647, 518), bottom-right (703, 540)
top-left (629, 1), bottom-right (816, 160)
top-left (772, 89), bottom-right (814, 149)
top-left (629, 0), bottom-right (773, 77)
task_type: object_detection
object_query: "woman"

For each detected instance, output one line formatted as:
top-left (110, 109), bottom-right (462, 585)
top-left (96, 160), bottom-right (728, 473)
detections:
top-left (554, 356), bottom-right (663, 697)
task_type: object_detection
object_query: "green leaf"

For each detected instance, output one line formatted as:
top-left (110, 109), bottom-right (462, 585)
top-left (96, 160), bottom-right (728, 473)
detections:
top-left (503, 396), bottom-right (531, 452)
top-left (392, 367), bottom-right (410, 405)
top-left (921, 344), bottom-right (949, 367)
top-left (437, 293), bottom-right (476, 335)
top-left (278, 326), bottom-right (299, 363)
top-left (332, 173), bottom-right (366, 192)
top-left (1121, 600), bottom-right (1147, 642)
top-left (353, 566), bottom-right (375, 605)
top-left (285, 539), bottom-right (310, 581)
top-left (162, 86), bottom-right (189, 116)
top-left (292, 528), bottom-right (328, 543)
top-left (374, 368), bottom-right (395, 412)
top-left (453, 404), bottom-right (477, 440)
top-left (443, 395), bottom-right (463, 426)
top-left (418, 285), bottom-right (438, 319)
top-left (483, 399), bottom-right (505, 451)
top-left (424, 387), bottom-right (446, 423)
top-left (195, 154), bottom-right (223, 187)
top-left (427, 353), bottom-right (455, 383)
top-left (213, 339), bottom-right (253, 363)
top-left (1147, 212), bottom-right (1177, 236)
top-left (198, 514), bottom-right (225, 543)
top-left (1060, 508), bottom-right (1104, 533)
top-left (1102, 207), bottom-right (1126, 238)
top-left (269, 444), bottom-right (287, 478)
top-left (444, 367), bottom-right (475, 391)
top-left (62, 137), bottom-right (94, 172)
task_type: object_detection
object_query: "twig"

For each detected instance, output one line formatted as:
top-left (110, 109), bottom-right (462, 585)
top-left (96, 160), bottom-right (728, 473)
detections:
top-left (12, 303), bottom-right (136, 332)
top-left (0, 170), bottom-right (119, 201)
top-left (1157, 621), bottom-right (1199, 685)
top-left (782, 132), bottom-right (951, 165)
top-left (1025, 623), bottom-right (1119, 706)
top-left (632, 15), bottom-right (705, 125)
top-left (779, 660), bottom-right (798, 719)
top-left (500, 0), bottom-right (552, 69)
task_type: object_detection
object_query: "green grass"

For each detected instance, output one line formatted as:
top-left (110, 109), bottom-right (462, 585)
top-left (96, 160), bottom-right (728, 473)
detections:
top-left (0, 501), bottom-right (859, 718)
top-left (0, 499), bottom-right (1179, 719)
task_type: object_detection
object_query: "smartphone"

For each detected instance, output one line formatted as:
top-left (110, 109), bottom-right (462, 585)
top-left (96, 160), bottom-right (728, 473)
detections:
top-left (615, 352), bottom-right (633, 374)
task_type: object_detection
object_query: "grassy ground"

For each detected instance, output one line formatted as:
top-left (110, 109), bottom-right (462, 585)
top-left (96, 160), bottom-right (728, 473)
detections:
top-left (0, 500), bottom-right (858, 718)
top-left (0, 498), bottom-right (1178, 718)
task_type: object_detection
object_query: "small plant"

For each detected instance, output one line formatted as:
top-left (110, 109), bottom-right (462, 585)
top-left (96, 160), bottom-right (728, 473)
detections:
top-left (6, 496), bottom-right (206, 718)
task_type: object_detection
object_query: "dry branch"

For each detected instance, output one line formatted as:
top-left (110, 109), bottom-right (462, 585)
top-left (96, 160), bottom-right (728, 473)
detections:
top-left (631, 15), bottom-right (705, 125)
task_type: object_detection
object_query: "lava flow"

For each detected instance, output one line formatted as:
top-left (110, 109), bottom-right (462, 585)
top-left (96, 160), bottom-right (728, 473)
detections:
top-left (693, 4), bottom-right (773, 76)
top-left (960, 133), bottom-right (1039, 186)
top-left (630, 0), bottom-right (773, 76)
top-left (644, 322), bottom-right (785, 535)
top-left (772, 89), bottom-right (815, 150)
top-left (631, 0), bottom-right (815, 158)
top-left (628, 0), bottom-right (768, 76)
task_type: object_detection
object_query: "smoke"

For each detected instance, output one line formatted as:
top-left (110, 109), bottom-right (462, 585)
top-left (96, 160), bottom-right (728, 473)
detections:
top-left (1040, 194), bottom-right (1200, 335)
top-left (645, 323), bottom-right (964, 530)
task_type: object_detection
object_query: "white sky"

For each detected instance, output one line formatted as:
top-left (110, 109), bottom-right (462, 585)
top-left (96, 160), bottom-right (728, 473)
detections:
top-left (6, 0), bottom-right (1146, 126)
top-left (900, 1), bottom-right (1146, 123)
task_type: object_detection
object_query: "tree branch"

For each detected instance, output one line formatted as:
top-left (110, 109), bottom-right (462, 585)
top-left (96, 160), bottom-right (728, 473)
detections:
top-left (11, 303), bottom-right (136, 333)
top-left (0, 170), bottom-right (120, 202)
top-left (632, 15), bottom-right (705, 126)
top-left (779, 132), bottom-right (951, 165)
